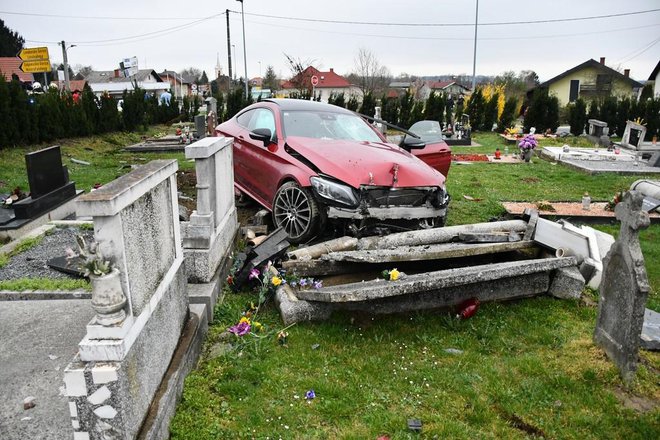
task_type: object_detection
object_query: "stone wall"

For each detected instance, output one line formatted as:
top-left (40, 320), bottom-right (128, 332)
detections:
top-left (64, 160), bottom-right (189, 440)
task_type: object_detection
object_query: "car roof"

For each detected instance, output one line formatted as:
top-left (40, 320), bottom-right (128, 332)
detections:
top-left (264, 98), bottom-right (354, 115)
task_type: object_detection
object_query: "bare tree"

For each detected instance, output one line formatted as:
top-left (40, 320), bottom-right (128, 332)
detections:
top-left (72, 64), bottom-right (94, 79)
top-left (284, 53), bottom-right (317, 98)
top-left (352, 48), bottom-right (390, 95)
top-left (179, 67), bottom-right (202, 83)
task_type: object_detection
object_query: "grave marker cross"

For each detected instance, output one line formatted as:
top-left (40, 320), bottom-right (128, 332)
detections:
top-left (594, 191), bottom-right (650, 383)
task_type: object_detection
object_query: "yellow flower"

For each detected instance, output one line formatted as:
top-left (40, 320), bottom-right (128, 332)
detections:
top-left (239, 316), bottom-right (251, 325)
top-left (389, 268), bottom-right (400, 281)
top-left (271, 276), bottom-right (283, 286)
top-left (253, 321), bottom-right (263, 332)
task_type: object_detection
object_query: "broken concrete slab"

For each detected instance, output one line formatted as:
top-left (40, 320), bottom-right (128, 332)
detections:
top-left (457, 231), bottom-right (521, 243)
top-left (357, 220), bottom-right (528, 250)
top-left (233, 227), bottom-right (290, 288)
top-left (274, 283), bottom-right (333, 326)
top-left (522, 208), bottom-right (539, 241)
top-left (294, 257), bottom-right (577, 303)
top-left (287, 236), bottom-right (358, 261)
top-left (640, 308), bottom-right (660, 351)
top-left (548, 266), bottom-right (585, 299)
top-left (320, 241), bottom-right (536, 264)
top-left (533, 218), bottom-right (590, 262)
top-left (281, 258), bottom-right (358, 277)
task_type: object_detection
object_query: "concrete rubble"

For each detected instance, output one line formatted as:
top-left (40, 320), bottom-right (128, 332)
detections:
top-left (275, 214), bottom-right (608, 324)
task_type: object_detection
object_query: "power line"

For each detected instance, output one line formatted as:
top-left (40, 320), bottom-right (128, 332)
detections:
top-left (227, 8), bottom-right (660, 27)
top-left (615, 36), bottom-right (660, 64)
top-left (24, 12), bottom-right (224, 46)
top-left (237, 16), bottom-right (660, 42)
top-left (4, 8), bottom-right (659, 27)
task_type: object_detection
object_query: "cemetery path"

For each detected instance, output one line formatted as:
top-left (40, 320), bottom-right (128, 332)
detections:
top-left (0, 299), bottom-right (93, 439)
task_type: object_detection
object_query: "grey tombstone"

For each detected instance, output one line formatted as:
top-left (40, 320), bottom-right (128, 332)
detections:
top-left (621, 120), bottom-right (647, 150)
top-left (593, 191), bottom-right (650, 383)
top-left (194, 114), bottom-right (206, 139)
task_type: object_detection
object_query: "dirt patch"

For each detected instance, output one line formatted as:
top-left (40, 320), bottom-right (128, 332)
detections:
top-left (520, 177), bottom-right (541, 184)
top-left (452, 154), bottom-right (489, 162)
top-left (502, 202), bottom-right (660, 219)
top-left (612, 387), bottom-right (659, 413)
top-left (494, 406), bottom-right (548, 438)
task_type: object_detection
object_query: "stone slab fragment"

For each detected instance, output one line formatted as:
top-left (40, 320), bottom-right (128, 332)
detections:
top-left (281, 259), bottom-right (362, 277)
top-left (640, 308), bottom-right (660, 351)
top-left (357, 220), bottom-right (527, 250)
top-left (296, 257), bottom-right (576, 303)
top-left (548, 266), bottom-right (585, 299)
top-left (322, 241), bottom-right (536, 264)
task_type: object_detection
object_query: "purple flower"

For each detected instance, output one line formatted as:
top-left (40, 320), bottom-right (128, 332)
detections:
top-left (312, 280), bottom-right (323, 289)
top-left (305, 389), bottom-right (316, 400)
top-left (299, 278), bottom-right (308, 287)
top-left (228, 321), bottom-right (251, 336)
top-left (290, 280), bottom-right (298, 288)
top-left (249, 268), bottom-right (260, 280)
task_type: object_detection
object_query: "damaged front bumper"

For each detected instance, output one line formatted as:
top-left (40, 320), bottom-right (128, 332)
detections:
top-left (327, 205), bottom-right (447, 220)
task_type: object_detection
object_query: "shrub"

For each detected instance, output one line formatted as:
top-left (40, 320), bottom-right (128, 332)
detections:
top-left (567, 98), bottom-right (587, 136)
top-left (359, 92), bottom-right (376, 118)
top-left (498, 97), bottom-right (518, 132)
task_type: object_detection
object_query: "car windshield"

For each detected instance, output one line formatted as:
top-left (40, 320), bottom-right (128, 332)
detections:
top-left (281, 110), bottom-right (382, 142)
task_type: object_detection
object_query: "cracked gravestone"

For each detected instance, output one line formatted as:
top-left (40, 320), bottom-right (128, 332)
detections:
top-left (593, 191), bottom-right (650, 383)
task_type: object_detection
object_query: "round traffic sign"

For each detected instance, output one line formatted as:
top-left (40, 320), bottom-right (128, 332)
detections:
top-left (311, 75), bottom-right (319, 86)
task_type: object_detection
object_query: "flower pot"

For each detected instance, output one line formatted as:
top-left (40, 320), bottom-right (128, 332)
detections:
top-left (90, 268), bottom-right (127, 326)
top-left (521, 150), bottom-right (533, 162)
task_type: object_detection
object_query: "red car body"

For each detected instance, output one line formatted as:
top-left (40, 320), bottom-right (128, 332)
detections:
top-left (215, 99), bottom-right (451, 242)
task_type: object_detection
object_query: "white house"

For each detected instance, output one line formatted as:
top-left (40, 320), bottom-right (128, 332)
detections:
top-left (648, 60), bottom-right (660, 97)
top-left (86, 69), bottom-right (170, 99)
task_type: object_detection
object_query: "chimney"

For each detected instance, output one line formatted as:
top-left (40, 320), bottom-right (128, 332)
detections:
top-left (329, 68), bottom-right (334, 73)
top-left (624, 69), bottom-right (630, 78)
top-left (600, 57), bottom-right (606, 65)
top-left (114, 69), bottom-right (121, 78)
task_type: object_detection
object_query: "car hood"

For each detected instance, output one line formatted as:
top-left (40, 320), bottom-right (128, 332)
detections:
top-left (285, 137), bottom-right (446, 188)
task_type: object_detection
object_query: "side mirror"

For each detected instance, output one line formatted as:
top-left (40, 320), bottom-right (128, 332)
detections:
top-left (249, 128), bottom-right (276, 147)
top-left (401, 135), bottom-right (426, 151)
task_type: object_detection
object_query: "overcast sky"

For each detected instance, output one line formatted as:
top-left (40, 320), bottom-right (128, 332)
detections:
top-left (2, 0), bottom-right (659, 83)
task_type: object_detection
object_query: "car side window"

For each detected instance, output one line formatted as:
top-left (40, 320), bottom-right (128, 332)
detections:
top-left (247, 108), bottom-right (276, 138)
top-left (236, 109), bottom-right (255, 128)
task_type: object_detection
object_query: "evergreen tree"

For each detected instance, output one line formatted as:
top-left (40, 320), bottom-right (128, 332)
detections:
top-left (466, 88), bottom-right (486, 131)
top-left (99, 93), bottom-right (121, 133)
top-left (399, 90), bottom-right (414, 128)
top-left (37, 88), bottom-right (65, 142)
top-left (498, 97), bottom-right (518, 132)
top-left (0, 76), bottom-right (18, 146)
top-left (0, 19), bottom-right (24, 57)
top-left (262, 65), bottom-right (279, 91)
top-left (424, 92), bottom-right (437, 120)
top-left (615, 97), bottom-right (631, 138)
top-left (359, 92), bottom-right (376, 118)
top-left (381, 96), bottom-right (399, 126)
top-left (567, 98), bottom-right (587, 136)
top-left (8, 79), bottom-right (31, 144)
top-left (346, 95), bottom-right (359, 111)
top-left (483, 92), bottom-right (500, 131)
top-left (200, 71), bottom-right (209, 84)
top-left (599, 96), bottom-right (619, 134)
top-left (411, 101), bottom-right (424, 126)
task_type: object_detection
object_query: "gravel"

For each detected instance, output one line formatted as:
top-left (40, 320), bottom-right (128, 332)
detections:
top-left (0, 227), bottom-right (94, 281)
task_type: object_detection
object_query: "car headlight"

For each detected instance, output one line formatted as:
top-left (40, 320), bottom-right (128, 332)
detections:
top-left (434, 185), bottom-right (450, 208)
top-left (310, 176), bottom-right (359, 207)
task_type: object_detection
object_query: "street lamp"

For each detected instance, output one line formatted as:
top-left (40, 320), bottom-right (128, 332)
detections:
top-left (59, 40), bottom-right (76, 92)
top-left (232, 45), bottom-right (237, 81)
top-left (258, 61), bottom-right (262, 78)
top-left (236, 0), bottom-right (248, 99)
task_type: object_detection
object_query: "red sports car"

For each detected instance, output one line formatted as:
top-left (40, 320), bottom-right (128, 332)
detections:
top-left (215, 99), bottom-right (451, 243)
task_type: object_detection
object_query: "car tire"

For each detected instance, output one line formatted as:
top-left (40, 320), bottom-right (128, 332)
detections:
top-left (273, 181), bottom-right (319, 244)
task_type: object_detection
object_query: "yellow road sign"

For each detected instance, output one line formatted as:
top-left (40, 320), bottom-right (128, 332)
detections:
top-left (18, 47), bottom-right (50, 61)
top-left (20, 60), bottom-right (52, 73)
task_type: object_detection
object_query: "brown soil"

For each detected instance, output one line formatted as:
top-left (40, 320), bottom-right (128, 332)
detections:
top-left (520, 177), bottom-right (541, 183)
top-left (612, 387), bottom-right (659, 413)
top-left (502, 202), bottom-right (660, 219)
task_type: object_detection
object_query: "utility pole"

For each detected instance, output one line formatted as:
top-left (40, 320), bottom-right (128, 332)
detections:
top-left (226, 9), bottom-right (232, 88)
top-left (471, 0), bottom-right (479, 92)
top-left (60, 40), bottom-right (71, 92)
top-left (237, 0), bottom-right (248, 99)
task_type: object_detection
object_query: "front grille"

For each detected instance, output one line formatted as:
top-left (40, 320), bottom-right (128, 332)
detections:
top-left (360, 186), bottom-right (436, 207)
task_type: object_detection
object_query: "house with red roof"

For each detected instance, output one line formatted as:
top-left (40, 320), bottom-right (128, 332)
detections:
top-left (0, 57), bottom-right (35, 82)
top-left (419, 80), bottom-right (471, 100)
top-left (280, 66), bottom-right (361, 102)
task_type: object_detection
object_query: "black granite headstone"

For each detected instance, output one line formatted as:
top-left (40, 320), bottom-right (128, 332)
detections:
top-left (594, 191), bottom-right (650, 383)
top-left (25, 145), bottom-right (69, 199)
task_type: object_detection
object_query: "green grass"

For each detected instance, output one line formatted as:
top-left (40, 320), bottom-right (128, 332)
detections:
top-left (0, 234), bottom-right (46, 268)
top-left (0, 126), bottom-right (193, 196)
top-left (0, 278), bottom-right (90, 291)
top-left (171, 131), bottom-right (660, 439)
